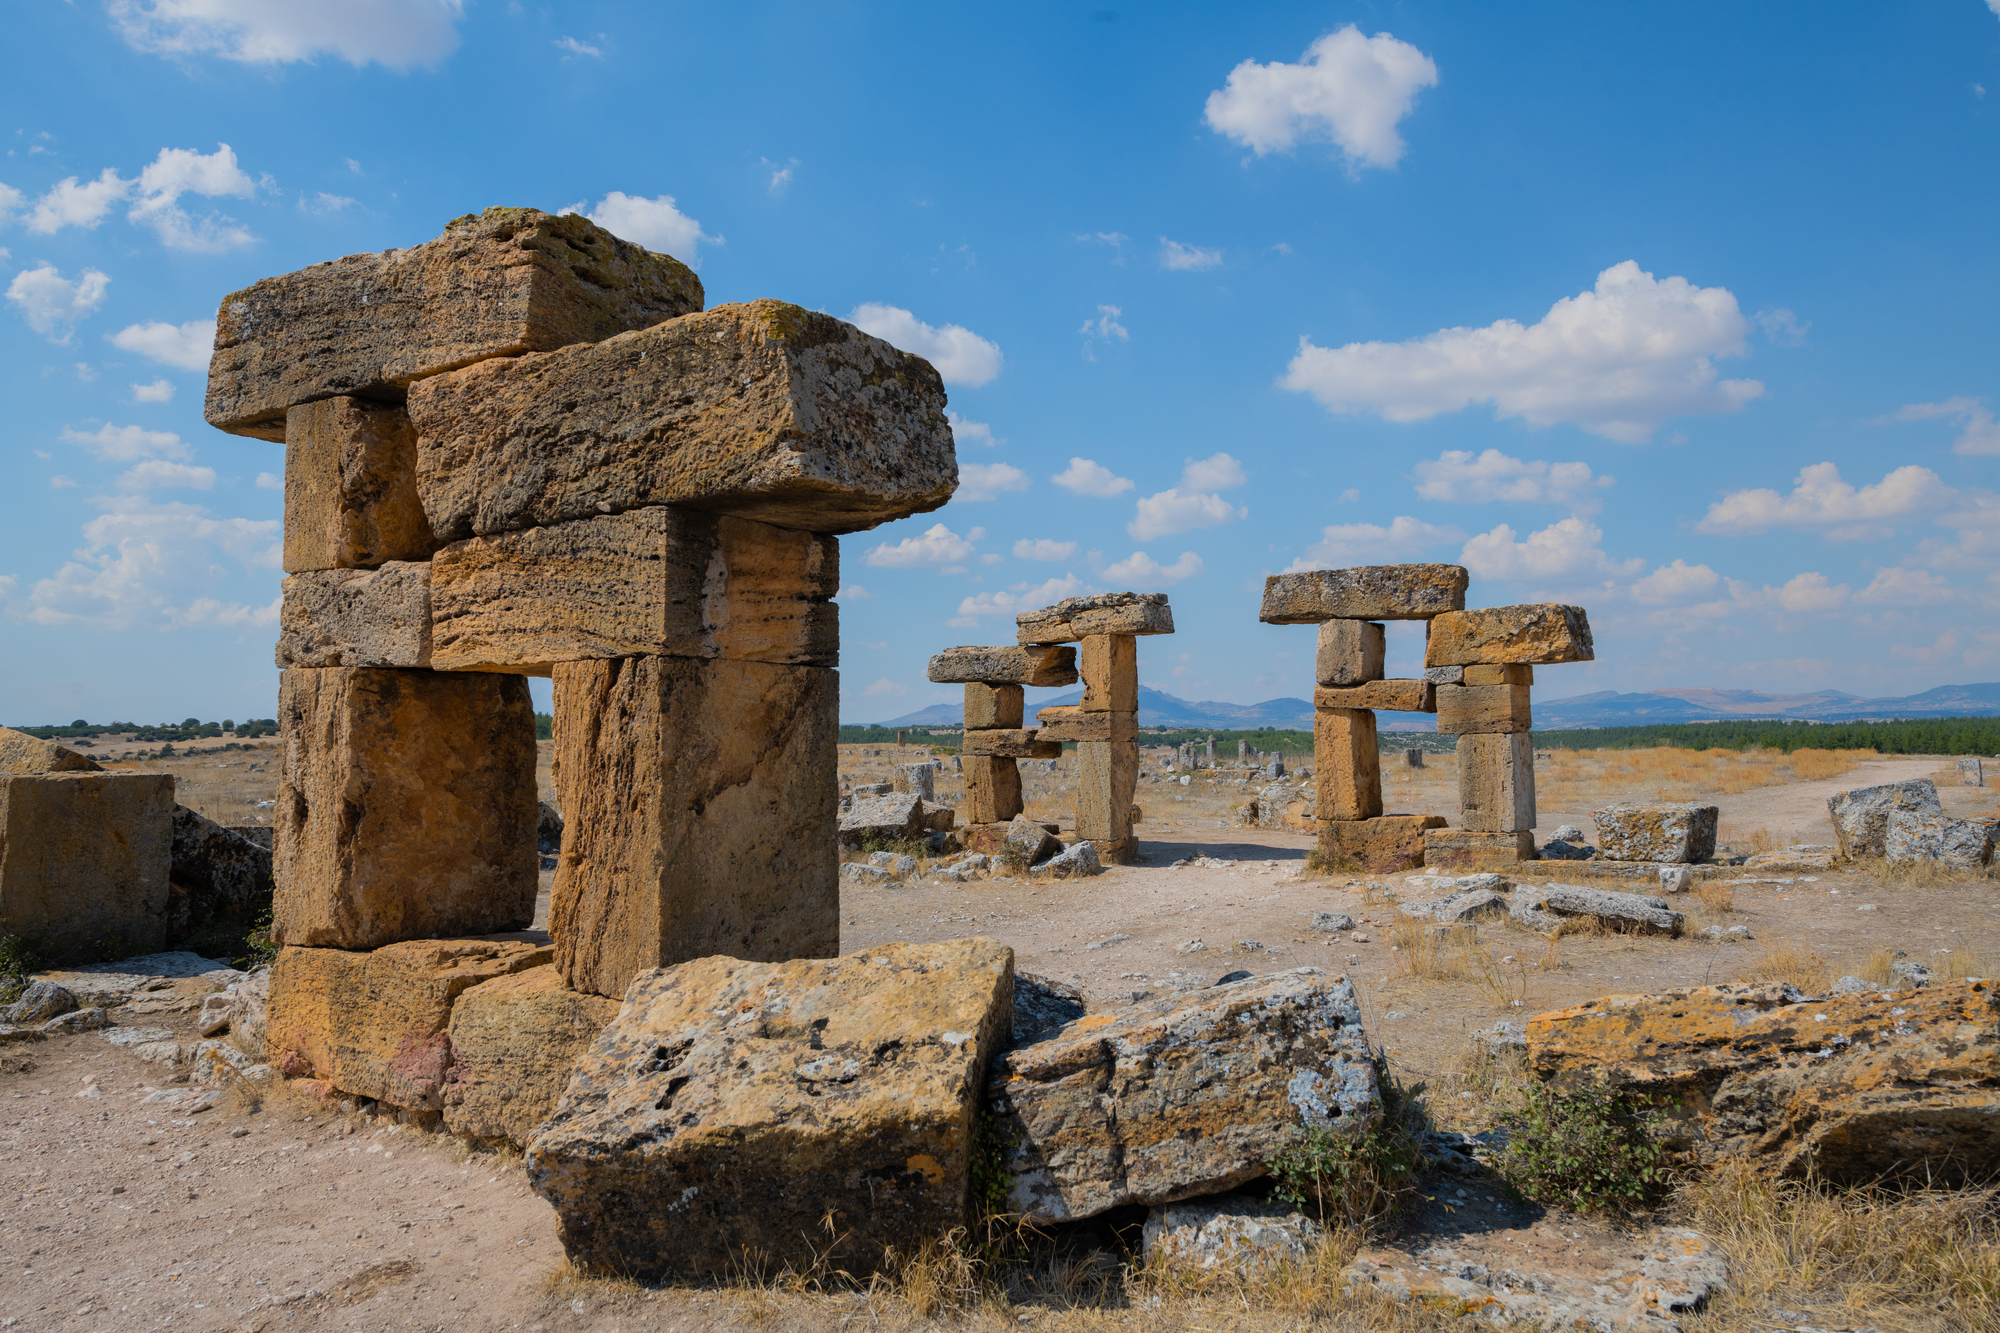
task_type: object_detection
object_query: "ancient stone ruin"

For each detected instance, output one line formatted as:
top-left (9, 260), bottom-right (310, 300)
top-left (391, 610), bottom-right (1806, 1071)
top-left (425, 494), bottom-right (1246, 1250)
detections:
top-left (1259, 564), bottom-right (1593, 873)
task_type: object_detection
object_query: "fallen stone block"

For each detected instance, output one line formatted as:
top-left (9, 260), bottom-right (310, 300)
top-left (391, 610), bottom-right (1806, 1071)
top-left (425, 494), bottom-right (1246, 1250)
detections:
top-left (168, 804), bottom-right (274, 947)
top-left (1423, 828), bottom-right (1534, 872)
top-left (1314, 708), bottom-right (1381, 821)
top-left (990, 968), bottom-right (1378, 1222)
top-left (891, 763), bottom-right (936, 800)
top-left (1260, 565), bottom-right (1468, 623)
top-left (1434, 683), bottom-right (1531, 735)
top-left (1424, 604), bottom-right (1593, 666)
top-left (525, 939), bottom-right (1014, 1280)
top-left (276, 562), bottom-right (434, 667)
top-left (1592, 802), bottom-right (1719, 864)
top-left (1033, 707), bottom-right (1136, 743)
top-left (0, 773), bottom-right (173, 964)
top-left (1827, 778), bottom-right (1941, 859)
top-left (0, 726), bottom-right (102, 774)
top-left (207, 206), bottom-right (704, 441)
top-left (1015, 592), bottom-right (1173, 643)
top-left (1311, 912), bottom-right (1355, 932)
top-left (1311, 680), bottom-right (1433, 712)
top-left (1320, 815), bottom-right (1445, 872)
top-left (927, 645), bottom-right (1078, 687)
top-left (442, 965), bottom-right (620, 1148)
top-left (1886, 809), bottom-right (1996, 869)
top-left (1315, 619), bottom-right (1384, 687)
top-left (2, 980), bottom-right (78, 1025)
top-left (1397, 889), bottom-right (1507, 925)
top-left (1511, 883), bottom-right (1683, 936)
top-left (1526, 979), bottom-right (2000, 1183)
top-left (1457, 733), bottom-right (1535, 833)
top-left (1004, 814), bottom-right (1061, 866)
top-left (962, 729), bottom-right (1062, 759)
top-left (281, 398), bottom-right (436, 572)
top-left (964, 683), bottom-right (1023, 729)
top-left (1743, 845), bottom-right (1835, 872)
top-left (1144, 1194), bottom-right (1325, 1274)
top-left (1034, 841), bottom-right (1102, 879)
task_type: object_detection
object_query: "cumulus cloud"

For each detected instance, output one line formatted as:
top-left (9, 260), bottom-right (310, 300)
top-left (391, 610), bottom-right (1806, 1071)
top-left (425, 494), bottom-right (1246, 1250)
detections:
top-left (255, 472), bottom-right (282, 490)
top-left (1160, 238), bottom-right (1222, 271)
top-left (1890, 397), bottom-right (2000, 456)
top-left (299, 191), bottom-right (355, 215)
top-left (131, 379), bottom-right (175, 403)
top-left (1098, 550), bottom-right (1204, 585)
top-left (955, 575), bottom-right (1088, 622)
top-left (1697, 462), bottom-right (1950, 538)
top-left (163, 595), bottom-right (282, 630)
top-left (1282, 261), bottom-right (1763, 443)
top-left (1284, 516), bottom-right (1460, 571)
top-left (8, 265), bottom-right (111, 343)
top-left (1855, 566), bottom-right (1956, 605)
top-left (1078, 305), bottom-right (1129, 354)
top-left (1179, 452), bottom-right (1247, 490)
top-left (1460, 517), bottom-right (1644, 582)
top-left (109, 318), bottom-right (217, 370)
top-left (848, 303), bottom-right (1003, 387)
top-left (8, 496), bottom-right (281, 629)
top-left (1413, 449), bottom-right (1613, 512)
top-left (26, 169), bottom-right (129, 233)
top-left (109, 0), bottom-right (466, 69)
top-left (566, 192), bottom-right (718, 265)
top-left (116, 460), bottom-right (216, 490)
top-left (61, 423), bottom-right (191, 462)
top-left (956, 462), bottom-right (1030, 501)
top-left (1629, 559), bottom-right (1719, 604)
top-left (1051, 458), bottom-right (1134, 498)
top-left (0, 182), bottom-right (21, 222)
top-left (1014, 539), bottom-right (1077, 561)
top-left (864, 523), bottom-right (979, 569)
top-left (1128, 489), bottom-right (1246, 541)
top-left (1204, 25), bottom-right (1437, 170)
top-left (947, 411), bottom-right (999, 447)
top-left (128, 144), bottom-right (257, 250)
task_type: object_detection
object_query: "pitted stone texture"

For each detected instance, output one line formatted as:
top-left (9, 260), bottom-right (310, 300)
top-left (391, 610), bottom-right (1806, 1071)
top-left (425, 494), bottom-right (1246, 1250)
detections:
top-left (1397, 889), bottom-right (1507, 925)
top-left (0, 726), bottom-right (103, 774)
top-left (989, 969), bottom-right (1378, 1223)
top-left (549, 655), bottom-right (837, 1000)
top-left (282, 398), bottom-right (436, 573)
top-left (963, 684), bottom-right (1023, 730)
top-left (963, 757), bottom-right (1024, 825)
top-left (1079, 633), bottom-right (1138, 712)
top-left (1013, 972), bottom-right (1087, 1046)
top-left (1423, 828), bottom-right (1535, 871)
top-left (410, 300), bottom-right (952, 540)
top-left (1312, 681), bottom-right (1433, 712)
top-left (1591, 802), bottom-right (1719, 864)
top-left (206, 207), bottom-right (703, 441)
top-left (227, 966), bottom-right (269, 1061)
top-left (276, 562), bottom-right (433, 668)
top-left (1512, 884), bottom-right (1683, 936)
top-left (1260, 565), bottom-right (1468, 623)
top-left (1016, 592), bottom-right (1173, 644)
top-left (1457, 733), bottom-right (1535, 834)
top-left (1424, 604), bottom-right (1594, 666)
top-left (1885, 810), bottom-right (1996, 869)
top-left (927, 645), bottom-right (1078, 687)
top-left (1314, 708), bottom-right (1381, 822)
top-left (1076, 739), bottom-right (1137, 844)
top-left (442, 965), bottom-right (620, 1148)
top-left (169, 804), bottom-right (274, 943)
top-left (839, 793), bottom-right (925, 847)
top-left (1434, 683), bottom-right (1531, 735)
top-left (1143, 1195), bottom-right (1325, 1274)
top-left (267, 934), bottom-right (551, 1109)
top-left (1526, 980), bottom-right (2000, 1183)
top-left (1315, 619), bottom-right (1385, 687)
top-left (525, 939), bottom-right (1014, 1281)
top-left (274, 668), bottom-right (538, 949)
top-left (0, 773), bottom-right (172, 964)
top-left (1827, 779), bottom-right (1943, 860)
top-left (1320, 816), bottom-right (1444, 872)
top-left (1004, 815), bottom-right (1062, 866)
top-left (428, 509), bottom-right (836, 673)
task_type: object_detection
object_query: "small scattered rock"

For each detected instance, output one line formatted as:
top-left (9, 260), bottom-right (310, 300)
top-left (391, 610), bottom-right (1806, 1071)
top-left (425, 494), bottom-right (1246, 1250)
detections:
top-left (1889, 960), bottom-right (1933, 990)
top-left (1083, 932), bottom-right (1131, 951)
top-left (1310, 912), bottom-right (1354, 933)
top-left (2, 980), bottom-right (78, 1025)
top-left (1035, 841), bottom-right (1103, 879)
top-left (1398, 889), bottom-right (1507, 926)
top-left (39, 1007), bottom-right (109, 1035)
top-left (1143, 1194), bottom-right (1322, 1274)
top-left (839, 862), bottom-right (893, 885)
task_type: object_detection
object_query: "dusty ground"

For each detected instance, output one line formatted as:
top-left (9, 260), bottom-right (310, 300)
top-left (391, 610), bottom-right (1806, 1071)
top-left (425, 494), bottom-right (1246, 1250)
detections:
top-left (4, 747), bottom-right (1994, 1330)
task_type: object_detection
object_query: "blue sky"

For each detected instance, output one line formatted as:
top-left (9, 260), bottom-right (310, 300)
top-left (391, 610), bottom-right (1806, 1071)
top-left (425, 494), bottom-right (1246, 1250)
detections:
top-left (3, 1), bottom-right (1999, 726)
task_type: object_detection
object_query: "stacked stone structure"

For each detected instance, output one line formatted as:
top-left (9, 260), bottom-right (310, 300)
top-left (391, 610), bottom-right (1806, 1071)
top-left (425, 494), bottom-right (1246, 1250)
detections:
top-left (925, 646), bottom-right (1074, 833)
top-left (1259, 566), bottom-right (1592, 872)
top-left (209, 207), bottom-right (957, 1129)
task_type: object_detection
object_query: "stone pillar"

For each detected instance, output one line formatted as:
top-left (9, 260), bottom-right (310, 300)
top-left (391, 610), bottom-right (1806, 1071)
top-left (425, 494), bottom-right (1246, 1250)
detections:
top-left (927, 648), bottom-right (1075, 844)
top-left (1071, 632), bottom-right (1139, 858)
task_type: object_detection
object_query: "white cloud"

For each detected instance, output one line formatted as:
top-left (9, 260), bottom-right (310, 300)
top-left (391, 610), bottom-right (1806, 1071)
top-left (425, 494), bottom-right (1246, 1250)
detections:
top-left (117, 460), bottom-right (217, 490)
top-left (8, 265), bottom-right (111, 343)
top-left (132, 379), bottom-right (175, 403)
top-left (1013, 539), bottom-right (1077, 561)
top-left (109, 0), bottom-right (466, 69)
top-left (255, 472), bottom-right (282, 490)
top-left (1890, 397), bottom-right (2000, 456)
top-left (1179, 452), bottom-right (1247, 491)
top-left (49, 475), bottom-right (77, 489)
top-left (1755, 307), bottom-right (1809, 345)
top-left (1051, 458), bottom-right (1134, 498)
top-left (947, 411), bottom-right (999, 447)
top-left (865, 523), bottom-right (979, 569)
top-left (109, 318), bottom-right (217, 370)
top-left (26, 169), bottom-right (129, 233)
top-left (567, 192), bottom-right (718, 265)
top-left (861, 677), bottom-right (908, 699)
top-left (128, 144), bottom-right (258, 251)
top-left (1203, 24), bottom-right (1438, 169)
top-left (1284, 516), bottom-right (1460, 571)
top-left (955, 462), bottom-right (1030, 501)
top-left (555, 36), bottom-right (602, 59)
top-left (163, 595), bottom-right (282, 630)
top-left (61, 423), bottom-right (192, 462)
top-left (1098, 550), bottom-right (1204, 585)
top-left (1128, 488), bottom-right (1246, 541)
top-left (1629, 559), bottom-right (1719, 604)
top-left (1460, 517), bottom-right (1644, 582)
top-left (1079, 305), bottom-right (1129, 352)
top-left (1743, 572), bottom-right (1851, 615)
top-left (0, 182), bottom-right (21, 222)
top-left (1160, 238), bottom-right (1222, 271)
top-left (1282, 261), bottom-right (1763, 444)
top-left (1697, 462), bottom-right (1950, 538)
top-left (1891, 630), bottom-right (1962, 664)
top-left (955, 575), bottom-right (1088, 622)
top-left (299, 191), bottom-right (355, 215)
top-left (763, 158), bottom-right (797, 195)
top-left (75, 363), bottom-right (98, 383)
top-left (1855, 566), bottom-right (1956, 606)
top-left (1413, 449), bottom-right (1613, 512)
top-left (8, 496), bottom-right (281, 629)
top-left (848, 303), bottom-right (1003, 386)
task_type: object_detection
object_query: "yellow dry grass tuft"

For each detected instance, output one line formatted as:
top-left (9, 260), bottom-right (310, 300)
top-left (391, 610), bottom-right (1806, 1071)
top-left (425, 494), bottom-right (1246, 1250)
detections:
top-left (1740, 940), bottom-right (1832, 994)
top-left (1535, 745), bottom-right (1872, 820)
top-left (1693, 880), bottom-right (1736, 914)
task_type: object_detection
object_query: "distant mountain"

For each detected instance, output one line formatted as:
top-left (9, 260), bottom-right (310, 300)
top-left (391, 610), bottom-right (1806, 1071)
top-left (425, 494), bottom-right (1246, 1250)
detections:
top-left (1535, 682), bottom-right (2000, 729)
top-left (872, 686), bottom-right (1319, 730)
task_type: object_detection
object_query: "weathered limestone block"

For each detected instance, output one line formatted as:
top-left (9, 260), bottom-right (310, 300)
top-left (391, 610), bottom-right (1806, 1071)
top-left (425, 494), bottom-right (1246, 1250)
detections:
top-left (963, 757), bottom-right (1024, 824)
top-left (1398, 889), bottom-right (1508, 925)
top-left (1314, 708), bottom-right (1382, 821)
top-left (207, 207), bottom-right (704, 441)
top-left (1319, 815), bottom-right (1445, 872)
top-left (0, 726), bottom-right (103, 774)
top-left (411, 300), bottom-right (953, 540)
top-left (1033, 707), bottom-right (1137, 743)
top-left (428, 509), bottom-right (836, 673)
top-left (0, 773), bottom-right (172, 964)
top-left (1079, 634), bottom-right (1138, 712)
top-left (1435, 683), bottom-right (1532, 735)
top-left (1885, 810), bottom-right (1996, 869)
top-left (1312, 681), bottom-right (1434, 713)
top-left (282, 398), bottom-right (436, 572)
top-left (266, 935), bottom-right (551, 1108)
top-left (1004, 815), bottom-right (1062, 865)
top-left (1144, 1196), bottom-right (1325, 1275)
top-left (1457, 733), bottom-right (1536, 834)
top-left (525, 940), bottom-right (1014, 1280)
top-left (276, 562), bottom-right (433, 668)
top-left (168, 804), bottom-right (274, 943)
top-left (964, 684), bottom-right (1023, 730)
top-left (1592, 802), bottom-right (1719, 863)
top-left (927, 645), bottom-right (1078, 687)
top-left (227, 966), bottom-right (269, 1061)
top-left (1464, 664), bottom-right (1533, 686)
top-left (962, 729), bottom-right (1062, 759)
top-left (1260, 565), bottom-right (1468, 624)
top-left (550, 655), bottom-right (837, 1000)
top-left (891, 763), bottom-right (936, 800)
top-left (442, 965), bottom-right (620, 1147)
top-left (839, 793), bottom-right (924, 847)
top-left (1423, 828), bottom-right (1535, 871)
top-left (274, 667), bottom-right (537, 949)
top-left (1525, 980), bottom-right (2000, 1183)
top-left (1076, 739), bottom-right (1137, 844)
top-left (1827, 779), bottom-right (1942, 860)
top-left (1315, 620), bottom-right (1385, 687)
top-left (1016, 592), bottom-right (1173, 644)
top-left (1512, 884), bottom-right (1683, 936)
top-left (1425, 605), bottom-right (1593, 666)
top-left (991, 969), bottom-right (1379, 1222)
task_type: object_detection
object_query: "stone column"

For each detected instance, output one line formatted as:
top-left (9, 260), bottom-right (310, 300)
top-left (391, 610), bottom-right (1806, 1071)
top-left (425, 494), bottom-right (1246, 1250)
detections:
top-left (926, 647), bottom-right (1074, 844)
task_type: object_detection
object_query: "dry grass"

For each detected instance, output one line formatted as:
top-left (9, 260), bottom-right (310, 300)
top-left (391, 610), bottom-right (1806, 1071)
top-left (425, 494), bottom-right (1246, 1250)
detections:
top-left (1694, 880), bottom-right (1737, 914)
top-left (1536, 746), bottom-right (1872, 818)
top-left (1739, 940), bottom-right (1832, 993)
top-left (1869, 856), bottom-right (2000, 889)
